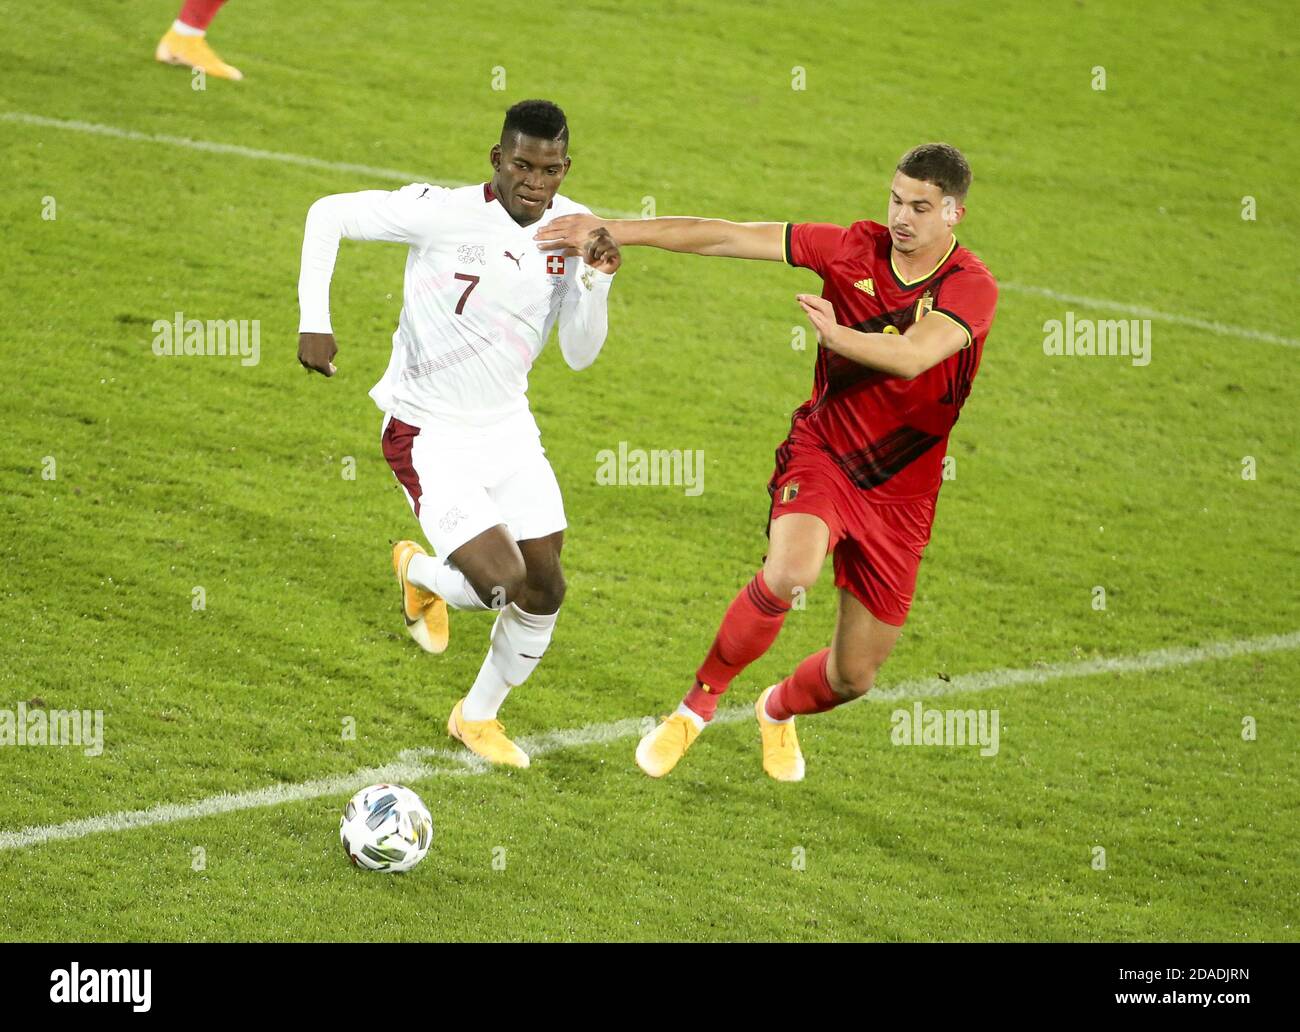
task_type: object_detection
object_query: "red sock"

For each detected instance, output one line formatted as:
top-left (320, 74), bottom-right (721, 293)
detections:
top-left (177, 0), bottom-right (228, 31)
top-left (766, 649), bottom-right (844, 720)
top-left (684, 570), bottom-right (790, 721)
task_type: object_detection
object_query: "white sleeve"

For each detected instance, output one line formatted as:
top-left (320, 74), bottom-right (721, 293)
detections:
top-left (556, 261), bottom-right (615, 371)
top-left (297, 183), bottom-right (446, 333)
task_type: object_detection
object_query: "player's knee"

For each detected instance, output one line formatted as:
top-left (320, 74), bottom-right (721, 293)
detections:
top-left (468, 559), bottom-right (527, 609)
top-left (762, 557), bottom-right (822, 602)
top-left (828, 662), bottom-right (878, 700)
top-left (521, 569), bottom-right (566, 614)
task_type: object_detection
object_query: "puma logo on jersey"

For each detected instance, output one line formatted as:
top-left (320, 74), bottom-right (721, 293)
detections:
top-left (504, 250), bottom-right (523, 270)
top-left (854, 278), bottom-right (875, 297)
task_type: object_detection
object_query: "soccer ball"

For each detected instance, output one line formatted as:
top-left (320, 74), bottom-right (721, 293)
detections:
top-left (340, 783), bottom-right (434, 872)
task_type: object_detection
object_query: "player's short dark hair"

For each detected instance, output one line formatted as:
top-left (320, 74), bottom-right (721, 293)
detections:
top-left (502, 99), bottom-right (569, 148)
top-left (896, 143), bottom-right (972, 200)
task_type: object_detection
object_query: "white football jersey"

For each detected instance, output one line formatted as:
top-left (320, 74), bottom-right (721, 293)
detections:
top-left (298, 181), bottom-right (614, 440)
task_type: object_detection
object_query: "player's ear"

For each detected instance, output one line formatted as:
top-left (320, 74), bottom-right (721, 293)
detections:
top-left (942, 195), bottom-right (965, 227)
top-left (489, 143), bottom-right (501, 171)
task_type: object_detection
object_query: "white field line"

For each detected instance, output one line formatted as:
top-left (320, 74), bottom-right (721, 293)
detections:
top-left (999, 282), bottom-right (1300, 349)
top-left (4, 110), bottom-right (1297, 348)
top-left (1, 630), bottom-right (1296, 852)
top-left (0, 111), bottom-right (628, 217)
top-left (868, 629), bottom-right (1300, 701)
top-left (0, 111), bottom-right (454, 190)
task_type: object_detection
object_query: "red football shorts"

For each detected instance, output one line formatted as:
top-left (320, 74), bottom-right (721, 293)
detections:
top-left (767, 436), bottom-right (936, 626)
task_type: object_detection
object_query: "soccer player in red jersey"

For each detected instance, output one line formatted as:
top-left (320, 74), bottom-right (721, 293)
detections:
top-left (536, 143), bottom-right (998, 780)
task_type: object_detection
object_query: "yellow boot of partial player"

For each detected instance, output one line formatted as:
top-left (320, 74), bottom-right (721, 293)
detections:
top-left (155, 29), bottom-right (244, 81)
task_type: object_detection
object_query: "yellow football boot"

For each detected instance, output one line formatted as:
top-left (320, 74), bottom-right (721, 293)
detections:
top-left (392, 540), bottom-right (449, 654)
top-left (447, 699), bottom-right (530, 768)
top-left (155, 29), bottom-right (244, 81)
top-left (755, 686), bottom-right (805, 782)
top-left (635, 712), bottom-right (701, 778)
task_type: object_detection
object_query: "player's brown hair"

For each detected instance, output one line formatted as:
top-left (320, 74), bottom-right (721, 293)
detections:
top-left (896, 143), bottom-right (972, 200)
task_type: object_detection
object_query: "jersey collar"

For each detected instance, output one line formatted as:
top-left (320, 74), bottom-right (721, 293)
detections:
top-left (888, 234), bottom-right (957, 289)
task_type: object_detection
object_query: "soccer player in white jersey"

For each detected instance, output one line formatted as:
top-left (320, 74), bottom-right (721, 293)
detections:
top-left (296, 100), bottom-right (621, 769)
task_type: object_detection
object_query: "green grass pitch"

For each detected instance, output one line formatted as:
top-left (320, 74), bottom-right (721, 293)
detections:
top-left (0, 0), bottom-right (1296, 941)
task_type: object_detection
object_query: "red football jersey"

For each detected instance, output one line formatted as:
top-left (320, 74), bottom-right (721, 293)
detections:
top-left (782, 220), bottom-right (998, 502)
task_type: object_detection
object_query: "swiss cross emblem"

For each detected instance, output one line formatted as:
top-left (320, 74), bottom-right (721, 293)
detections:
top-left (546, 254), bottom-right (566, 276)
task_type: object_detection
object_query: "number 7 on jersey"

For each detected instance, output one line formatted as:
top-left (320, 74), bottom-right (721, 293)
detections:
top-left (453, 273), bottom-right (480, 315)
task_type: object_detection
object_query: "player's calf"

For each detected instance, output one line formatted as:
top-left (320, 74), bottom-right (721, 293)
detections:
top-left (463, 562), bottom-right (527, 610)
top-left (449, 534), bottom-right (528, 609)
top-left (454, 531), bottom-right (567, 741)
top-left (516, 531), bottom-right (567, 615)
top-left (826, 657), bottom-right (880, 700)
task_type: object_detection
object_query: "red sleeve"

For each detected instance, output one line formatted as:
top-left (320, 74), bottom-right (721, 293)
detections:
top-left (785, 222), bottom-right (847, 277)
top-left (932, 268), bottom-right (998, 346)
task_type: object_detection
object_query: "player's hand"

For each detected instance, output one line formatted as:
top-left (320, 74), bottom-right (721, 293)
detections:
top-left (582, 226), bottom-right (622, 274)
top-left (298, 332), bottom-right (338, 376)
top-left (796, 294), bottom-right (841, 349)
top-left (534, 213), bottom-right (606, 255)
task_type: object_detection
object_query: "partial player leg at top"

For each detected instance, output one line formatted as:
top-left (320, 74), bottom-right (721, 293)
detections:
top-left (155, 0), bottom-right (243, 81)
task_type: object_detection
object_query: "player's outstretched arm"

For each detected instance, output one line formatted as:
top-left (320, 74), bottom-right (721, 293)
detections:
top-left (536, 214), bottom-right (784, 261)
top-left (556, 228), bottom-right (622, 371)
top-left (797, 294), bottom-right (969, 380)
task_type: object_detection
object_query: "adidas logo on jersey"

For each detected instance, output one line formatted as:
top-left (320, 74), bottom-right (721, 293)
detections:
top-left (854, 277), bottom-right (875, 297)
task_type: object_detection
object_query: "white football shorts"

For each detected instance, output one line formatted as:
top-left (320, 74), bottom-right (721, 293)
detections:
top-left (380, 413), bottom-right (567, 558)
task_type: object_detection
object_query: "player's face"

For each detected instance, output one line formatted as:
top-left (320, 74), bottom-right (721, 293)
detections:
top-left (490, 133), bottom-right (571, 226)
top-left (887, 172), bottom-right (963, 254)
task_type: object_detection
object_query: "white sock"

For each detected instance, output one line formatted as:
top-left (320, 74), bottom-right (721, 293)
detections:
top-left (462, 663), bottom-right (510, 722)
top-left (462, 604), bottom-right (558, 721)
top-left (172, 19), bottom-right (205, 36)
top-left (674, 703), bottom-right (705, 731)
top-left (407, 553), bottom-right (492, 611)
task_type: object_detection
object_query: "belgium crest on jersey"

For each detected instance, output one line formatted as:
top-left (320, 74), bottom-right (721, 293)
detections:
top-left (914, 289), bottom-right (935, 322)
